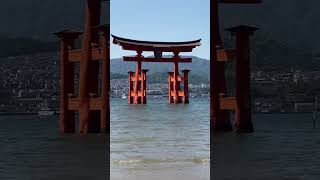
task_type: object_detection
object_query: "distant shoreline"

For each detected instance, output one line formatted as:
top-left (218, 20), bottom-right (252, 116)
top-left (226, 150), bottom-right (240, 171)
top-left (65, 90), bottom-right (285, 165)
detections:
top-left (0, 112), bottom-right (37, 116)
top-left (0, 111), bottom-right (313, 116)
top-left (254, 112), bottom-right (313, 114)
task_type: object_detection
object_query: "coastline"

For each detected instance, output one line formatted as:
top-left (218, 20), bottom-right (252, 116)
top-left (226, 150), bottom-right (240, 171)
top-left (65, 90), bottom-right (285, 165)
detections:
top-left (0, 111), bottom-right (313, 116)
top-left (0, 112), bottom-right (37, 116)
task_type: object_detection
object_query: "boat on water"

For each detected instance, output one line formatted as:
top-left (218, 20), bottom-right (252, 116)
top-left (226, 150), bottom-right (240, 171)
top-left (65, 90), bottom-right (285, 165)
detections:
top-left (38, 107), bottom-right (55, 116)
top-left (260, 104), bottom-right (272, 113)
top-left (38, 101), bottom-right (56, 116)
top-left (55, 110), bottom-right (60, 115)
top-left (121, 93), bottom-right (127, 99)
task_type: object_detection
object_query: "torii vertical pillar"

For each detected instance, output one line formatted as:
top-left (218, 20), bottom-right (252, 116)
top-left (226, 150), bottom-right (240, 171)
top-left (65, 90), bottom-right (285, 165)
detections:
top-left (134, 52), bottom-right (143, 104)
top-left (56, 31), bottom-right (81, 133)
top-left (128, 71), bottom-right (134, 104)
top-left (210, 0), bottom-right (261, 133)
top-left (56, 0), bottom-right (109, 134)
top-left (99, 25), bottom-right (110, 133)
top-left (168, 72), bottom-right (174, 103)
top-left (173, 52), bottom-right (182, 104)
top-left (79, 0), bottom-right (101, 133)
top-left (141, 69), bottom-right (148, 104)
top-left (167, 69), bottom-right (190, 104)
top-left (210, 2), bottom-right (234, 132)
top-left (182, 69), bottom-right (190, 104)
top-left (227, 25), bottom-right (257, 133)
top-left (210, 0), bottom-right (223, 132)
top-left (128, 52), bottom-right (148, 105)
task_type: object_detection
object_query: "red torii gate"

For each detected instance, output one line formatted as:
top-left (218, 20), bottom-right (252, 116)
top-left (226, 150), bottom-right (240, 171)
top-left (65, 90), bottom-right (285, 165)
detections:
top-left (55, 0), bottom-right (110, 134)
top-left (112, 35), bottom-right (201, 104)
top-left (211, 0), bottom-right (261, 133)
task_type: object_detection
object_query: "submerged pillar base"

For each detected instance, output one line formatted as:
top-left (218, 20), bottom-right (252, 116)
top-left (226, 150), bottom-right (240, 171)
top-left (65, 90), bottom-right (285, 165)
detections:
top-left (234, 121), bottom-right (254, 133)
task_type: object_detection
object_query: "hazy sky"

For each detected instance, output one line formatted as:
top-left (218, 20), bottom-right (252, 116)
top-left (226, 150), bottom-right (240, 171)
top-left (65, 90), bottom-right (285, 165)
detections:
top-left (110, 0), bottom-right (210, 59)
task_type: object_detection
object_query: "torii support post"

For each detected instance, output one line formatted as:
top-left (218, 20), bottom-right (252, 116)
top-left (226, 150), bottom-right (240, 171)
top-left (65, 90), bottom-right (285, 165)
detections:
top-left (182, 69), bottom-right (190, 104)
top-left (168, 72), bottom-right (174, 103)
top-left (168, 69), bottom-right (189, 104)
top-left (173, 52), bottom-right (182, 104)
top-left (79, 0), bottom-right (101, 133)
top-left (227, 25), bottom-right (258, 133)
top-left (55, 0), bottom-right (109, 134)
top-left (210, 0), bottom-right (261, 133)
top-left (141, 69), bottom-right (149, 104)
top-left (134, 51), bottom-right (143, 104)
top-left (211, 0), bottom-right (223, 132)
top-left (98, 25), bottom-right (110, 133)
top-left (128, 71), bottom-right (134, 104)
top-left (55, 31), bottom-right (82, 133)
top-left (214, 0), bottom-right (233, 132)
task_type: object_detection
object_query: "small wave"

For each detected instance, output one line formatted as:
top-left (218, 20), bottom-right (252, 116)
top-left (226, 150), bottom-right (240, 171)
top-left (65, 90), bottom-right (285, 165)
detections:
top-left (192, 158), bottom-right (210, 164)
top-left (113, 158), bottom-right (210, 165)
top-left (113, 159), bottom-right (143, 165)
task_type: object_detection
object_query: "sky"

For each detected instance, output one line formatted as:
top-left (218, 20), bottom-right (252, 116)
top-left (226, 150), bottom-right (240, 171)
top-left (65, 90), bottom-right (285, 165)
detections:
top-left (110, 0), bottom-right (210, 59)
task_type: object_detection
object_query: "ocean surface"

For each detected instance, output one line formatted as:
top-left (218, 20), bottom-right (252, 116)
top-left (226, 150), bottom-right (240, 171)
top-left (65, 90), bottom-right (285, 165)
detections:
top-left (1, 98), bottom-right (320, 180)
top-left (213, 113), bottom-right (320, 180)
top-left (111, 98), bottom-right (209, 180)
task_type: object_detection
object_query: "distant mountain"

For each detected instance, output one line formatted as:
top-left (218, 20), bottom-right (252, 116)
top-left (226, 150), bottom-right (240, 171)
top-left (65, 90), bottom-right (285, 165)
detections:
top-left (0, 36), bottom-right (57, 57)
top-left (0, 34), bottom-right (317, 72)
top-left (0, 0), bottom-right (318, 53)
top-left (219, 0), bottom-right (320, 54)
top-left (110, 73), bottom-right (126, 79)
top-left (111, 56), bottom-right (210, 80)
top-left (248, 34), bottom-right (315, 69)
top-left (1, 0), bottom-right (319, 69)
top-left (111, 34), bottom-right (318, 72)
top-left (0, 0), bottom-right (109, 40)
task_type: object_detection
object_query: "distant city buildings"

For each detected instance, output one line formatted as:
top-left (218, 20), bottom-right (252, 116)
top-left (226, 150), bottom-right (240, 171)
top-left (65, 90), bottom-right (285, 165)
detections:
top-left (1, 52), bottom-right (320, 113)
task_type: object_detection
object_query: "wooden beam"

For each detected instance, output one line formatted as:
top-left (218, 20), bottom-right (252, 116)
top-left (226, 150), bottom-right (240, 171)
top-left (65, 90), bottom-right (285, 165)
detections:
top-left (92, 48), bottom-right (102, 61)
top-left (170, 77), bottom-right (182, 82)
top-left (170, 91), bottom-right (185, 97)
top-left (68, 98), bottom-right (80, 110)
top-left (68, 48), bottom-right (102, 62)
top-left (69, 50), bottom-right (82, 62)
top-left (89, 98), bottom-right (102, 110)
top-left (68, 98), bottom-right (103, 110)
top-left (217, 49), bottom-right (236, 61)
top-left (131, 76), bottom-right (143, 82)
top-left (178, 91), bottom-right (185, 97)
top-left (123, 56), bottom-right (192, 63)
top-left (220, 97), bottom-right (236, 110)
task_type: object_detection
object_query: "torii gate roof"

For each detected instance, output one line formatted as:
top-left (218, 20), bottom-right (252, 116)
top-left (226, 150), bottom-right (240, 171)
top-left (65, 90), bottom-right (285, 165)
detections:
top-left (112, 35), bottom-right (201, 52)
